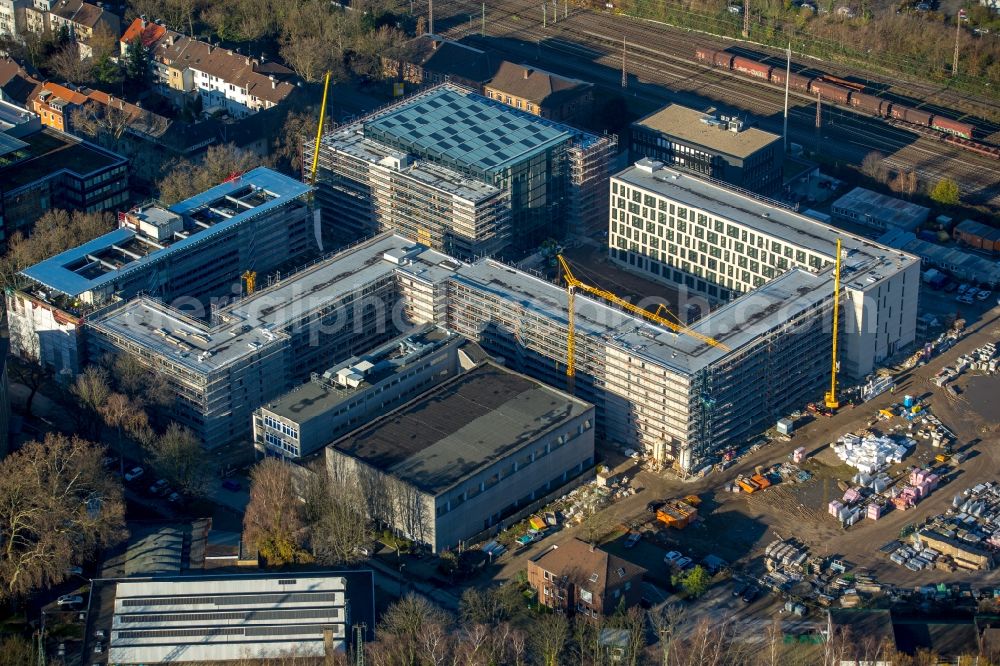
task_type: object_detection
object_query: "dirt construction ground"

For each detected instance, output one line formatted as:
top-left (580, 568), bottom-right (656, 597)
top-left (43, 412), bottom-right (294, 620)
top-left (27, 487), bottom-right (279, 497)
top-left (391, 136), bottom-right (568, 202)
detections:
top-left (477, 296), bottom-right (1000, 608)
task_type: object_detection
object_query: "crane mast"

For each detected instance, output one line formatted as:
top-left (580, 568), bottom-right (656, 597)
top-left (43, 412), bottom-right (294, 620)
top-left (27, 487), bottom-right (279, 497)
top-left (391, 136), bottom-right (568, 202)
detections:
top-left (825, 238), bottom-right (842, 409)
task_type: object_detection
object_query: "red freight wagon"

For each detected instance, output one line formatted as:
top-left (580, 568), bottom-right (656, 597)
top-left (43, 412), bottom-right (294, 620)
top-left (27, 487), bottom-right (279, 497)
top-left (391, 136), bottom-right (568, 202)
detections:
top-left (770, 69), bottom-right (813, 93)
top-left (732, 56), bottom-right (772, 80)
top-left (695, 47), bottom-right (717, 63)
top-left (713, 51), bottom-right (735, 69)
top-left (891, 105), bottom-right (932, 127)
top-left (849, 92), bottom-right (889, 117)
top-left (810, 80), bottom-right (851, 105)
top-left (930, 116), bottom-right (974, 140)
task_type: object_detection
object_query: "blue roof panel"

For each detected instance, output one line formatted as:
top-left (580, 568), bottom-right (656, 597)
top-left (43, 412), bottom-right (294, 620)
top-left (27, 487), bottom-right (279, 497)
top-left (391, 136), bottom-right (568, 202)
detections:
top-left (21, 167), bottom-right (312, 297)
top-left (363, 87), bottom-right (573, 175)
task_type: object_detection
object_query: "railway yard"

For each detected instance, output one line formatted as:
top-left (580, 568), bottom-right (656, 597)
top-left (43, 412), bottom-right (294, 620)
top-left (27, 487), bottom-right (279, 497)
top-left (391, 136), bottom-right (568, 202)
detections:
top-left (435, 0), bottom-right (1000, 210)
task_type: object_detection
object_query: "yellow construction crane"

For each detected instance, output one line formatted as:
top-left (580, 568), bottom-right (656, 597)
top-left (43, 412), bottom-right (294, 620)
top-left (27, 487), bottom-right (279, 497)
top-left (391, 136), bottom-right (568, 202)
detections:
top-left (556, 255), bottom-right (729, 389)
top-left (242, 270), bottom-right (256, 296)
top-left (825, 238), bottom-right (842, 409)
top-left (309, 71), bottom-right (332, 186)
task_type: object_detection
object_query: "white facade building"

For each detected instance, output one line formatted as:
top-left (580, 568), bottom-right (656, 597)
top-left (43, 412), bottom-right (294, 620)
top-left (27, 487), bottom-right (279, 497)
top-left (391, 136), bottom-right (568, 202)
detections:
top-left (609, 160), bottom-right (920, 378)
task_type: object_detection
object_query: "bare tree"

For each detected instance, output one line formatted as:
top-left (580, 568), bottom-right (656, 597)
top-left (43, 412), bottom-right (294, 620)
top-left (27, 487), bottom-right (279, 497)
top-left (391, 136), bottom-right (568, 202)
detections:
top-left (242, 458), bottom-right (306, 564)
top-left (531, 612), bottom-right (570, 666)
top-left (157, 143), bottom-right (266, 204)
top-left (72, 365), bottom-right (112, 438)
top-left (7, 360), bottom-right (52, 417)
top-left (87, 21), bottom-right (119, 60)
top-left (71, 101), bottom-right (138, 142)
top-left (650, 603), bottom-right (685, 666)
top-left (377, 594), bottom-right (452, 666)
top-left (1, 209), bottom-right (113, 289)
top-left (860, 150), bottom-right (887, 184)
top-left (302, 462), bottom-right (371, 565)
top-left (146, 423), bottom-right (210, 498)
top-left (47, 43), bottom-right (93, 83)
top-left (0, 433), bottom-right (126, 599)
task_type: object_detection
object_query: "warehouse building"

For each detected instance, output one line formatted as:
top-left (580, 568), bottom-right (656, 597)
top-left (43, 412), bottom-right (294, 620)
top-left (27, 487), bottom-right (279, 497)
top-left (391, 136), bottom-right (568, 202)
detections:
top-left (631, 104), bottom-right (783, 194)
top-left (831, 186), bottom-right (930, 233)
top-left (307, 83), bottom-right (616, 254)
top-left (99, 571), bottom-right (374, 663)
top-left (8, 168), bottom-right (315, 376)
top-left (325, 362), bottom-right (595, 552)
top-left (880, 228), bottom-right (1000, 287)
top-left (253, 325), bottom-right (476, 460)
top-left (954, 219), bottom-right (1000, 254)
top-left (609, 160), bottom-right (920, 380)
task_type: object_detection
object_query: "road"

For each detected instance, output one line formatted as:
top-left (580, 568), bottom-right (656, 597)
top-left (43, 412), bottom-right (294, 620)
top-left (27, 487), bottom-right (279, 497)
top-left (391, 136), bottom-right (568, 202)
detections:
top-left (434, 0), bottom-right (1000, 210)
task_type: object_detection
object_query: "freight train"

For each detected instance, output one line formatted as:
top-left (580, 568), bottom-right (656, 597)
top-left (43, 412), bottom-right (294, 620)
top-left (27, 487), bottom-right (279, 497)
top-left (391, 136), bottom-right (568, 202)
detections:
top-left (695, 47), bottom-right (976, 140)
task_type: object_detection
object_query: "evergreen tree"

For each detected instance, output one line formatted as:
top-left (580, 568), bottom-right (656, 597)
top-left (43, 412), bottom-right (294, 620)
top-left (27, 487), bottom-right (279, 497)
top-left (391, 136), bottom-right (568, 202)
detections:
top-left (123, 37), bottom-right (148, 86)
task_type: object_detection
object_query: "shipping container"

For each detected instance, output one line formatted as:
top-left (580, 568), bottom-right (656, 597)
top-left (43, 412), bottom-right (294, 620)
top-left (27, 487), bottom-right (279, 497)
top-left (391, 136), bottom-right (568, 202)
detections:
top-left (891, 105), bottom-right (933, 127)
top-left (849, 92), bottom-right (889, 117)
top-left (733, 56), bottom-right (772, 80)
top-left (769, 69), bottom-right (813, 92)
top-left (930, 116), bottom-right (975, 140)
top-left (810, 80), bottom-right (851, 105)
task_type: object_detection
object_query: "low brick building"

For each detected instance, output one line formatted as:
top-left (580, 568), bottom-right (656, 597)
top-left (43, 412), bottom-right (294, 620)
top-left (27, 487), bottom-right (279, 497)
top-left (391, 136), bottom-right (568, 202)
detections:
top-left (954, 219), bottom-right (1000, 255)
top-left (528, 539), bottom-right (645, 619)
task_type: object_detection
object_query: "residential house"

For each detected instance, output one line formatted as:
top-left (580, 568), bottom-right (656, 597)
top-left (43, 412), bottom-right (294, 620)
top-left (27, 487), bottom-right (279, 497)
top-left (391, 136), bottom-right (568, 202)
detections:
top-left (528, 539), bottom-right (645, 619)
top-left (30, 81), bottom-right (88, 131)
top-left (118, 15), bottom-right (166, 54)
top-left (149, 31), bottom-right (296, 117)
top-left (0, 0), bottom-right (26, 37)
top-left (46, 0), bottom-right (120, 56)
top-left (483, 61), bottom-right (594, 124)
top-left (0, 58), bottom-right (42, 106)
top-left (385, 34), bottom-right (496, 89)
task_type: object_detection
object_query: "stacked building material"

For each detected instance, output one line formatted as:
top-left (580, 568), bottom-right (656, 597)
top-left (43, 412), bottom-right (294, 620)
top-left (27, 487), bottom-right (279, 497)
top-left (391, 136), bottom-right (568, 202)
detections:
top-left (867, 503), bottom-right (883, 520)
top-left (833, 433), bottom-right (912, 472)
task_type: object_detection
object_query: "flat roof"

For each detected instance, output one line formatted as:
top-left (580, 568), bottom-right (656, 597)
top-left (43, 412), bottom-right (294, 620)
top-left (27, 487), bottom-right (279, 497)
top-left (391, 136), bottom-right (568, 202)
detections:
top-left (0, 128), bottom-right (125, 189)
top-left (21, 167), bottom-right (311, 297)
top-left (262, 325), bottom-right (460, 423)
top-left (330, 362), bottom-right (592, 495)
top-left (452, 258), bottom-right (834, 375)
top-left (615, 161), bottom-right (916, 274)
top-left (361, 84), bottom-right (575, 175)
top-left (88, 235), bottom-right (461, 374)
top-left (634, 104), bottom-right (780, 158)
top-left (879, 229), bottom-right (1000, 284)
top-left (106, 571), bottom-right (372, 664)
top-left (832, 187), bottom-right (929, 230)
top-left (320, 126), bottom-right (503, 202)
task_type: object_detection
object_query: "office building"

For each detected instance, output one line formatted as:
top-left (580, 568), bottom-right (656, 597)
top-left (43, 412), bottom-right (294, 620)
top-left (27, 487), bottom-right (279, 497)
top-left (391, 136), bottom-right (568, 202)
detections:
top-left (85, 236), bottom-right (457, 448)
top-left (99, 571), bottom-right (374, 664)
top-left (609, 160), bottom-right (919, 378)
top-left (8, 168), bottom-right (314, 376)
top-left (308, 83), bottom-right (616, 254)
top-left (831, 186), bottom-right (930, 233)
top-left (631, 104), bottom-right (783, 194)
top-left (528, 539), bottom-right (645, 619)
top-left (325, 362), bottom-right (595, 552)
top-left (0, 99), bottom-right (128, 248)
top-left (253, 325), bottom-right (475, 460)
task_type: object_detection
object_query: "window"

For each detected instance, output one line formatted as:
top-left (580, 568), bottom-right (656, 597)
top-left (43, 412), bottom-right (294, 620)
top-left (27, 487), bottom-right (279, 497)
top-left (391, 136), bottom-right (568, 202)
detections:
top-left (579, 589), bottom-right (593, 604)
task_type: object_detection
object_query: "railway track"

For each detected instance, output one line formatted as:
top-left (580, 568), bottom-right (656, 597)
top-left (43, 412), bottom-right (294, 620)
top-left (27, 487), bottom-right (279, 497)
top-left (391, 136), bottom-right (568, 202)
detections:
top-left (434, 0), bottom-right (1000, 208)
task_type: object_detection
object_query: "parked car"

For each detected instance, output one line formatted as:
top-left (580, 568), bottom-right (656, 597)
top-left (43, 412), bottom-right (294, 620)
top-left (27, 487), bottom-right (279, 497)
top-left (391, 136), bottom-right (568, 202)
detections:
top-left (957, 284), bottom-right (969, 295)
top-left (675, 556), bottom-right (693, 570)
top-left (167, 492), bottom-right (182, 504)
top-left (222, 479), bottom-right (241, 491)
top-left (66, 566), bottom-right (83, 576)
top-left (624, 532), bottom-right (641, 549)
top-left (741, 586), bottom-right (759, 603)
top-left (663, 551), bottom-right (682, 564)
top-left (977, 289), bottom-right (992, 301)
top-left (93, 642), bottom-right (104, 654)
top-left (732, 581), bottom-right (749, 597)
top-left (124, 466), bottom-right (144, 482)
top-left (57, 594), bottom-right (83, 607)
top-left (148, 479), bottom-right (168, 495)
top-left (93, 629), bottom-right (106, 640)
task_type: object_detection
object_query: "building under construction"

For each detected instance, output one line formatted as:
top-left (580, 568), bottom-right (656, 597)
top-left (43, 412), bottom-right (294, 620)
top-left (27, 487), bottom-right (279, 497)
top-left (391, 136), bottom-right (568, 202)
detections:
top-left (306, 83), bottom-right (616, 256)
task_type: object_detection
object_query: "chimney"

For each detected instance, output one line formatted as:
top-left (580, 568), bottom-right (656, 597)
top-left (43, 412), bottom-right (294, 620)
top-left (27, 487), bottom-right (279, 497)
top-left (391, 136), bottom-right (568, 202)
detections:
top-left (269, 75), bottom-right (275, 89)
top-left (140, 14), bottom-right (146, 27)
top-left (523, 68), bottom-right (531, 79)
top-left (245, 56), bottom-right (250, 65)
top-left (589, 542), bottom-right (595, 553)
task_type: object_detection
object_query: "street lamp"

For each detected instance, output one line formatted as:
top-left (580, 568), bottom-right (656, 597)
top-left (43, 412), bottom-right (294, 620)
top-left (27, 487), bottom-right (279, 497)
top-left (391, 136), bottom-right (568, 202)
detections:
top-left (398, 563), bottom-right (406, 598)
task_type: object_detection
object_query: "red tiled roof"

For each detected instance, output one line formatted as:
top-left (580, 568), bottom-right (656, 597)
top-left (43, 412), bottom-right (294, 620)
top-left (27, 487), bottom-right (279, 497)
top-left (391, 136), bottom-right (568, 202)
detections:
top-left (120, 17), bottom-right (167, 48)
top-left (35, 81), bottom-right (89, 106)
